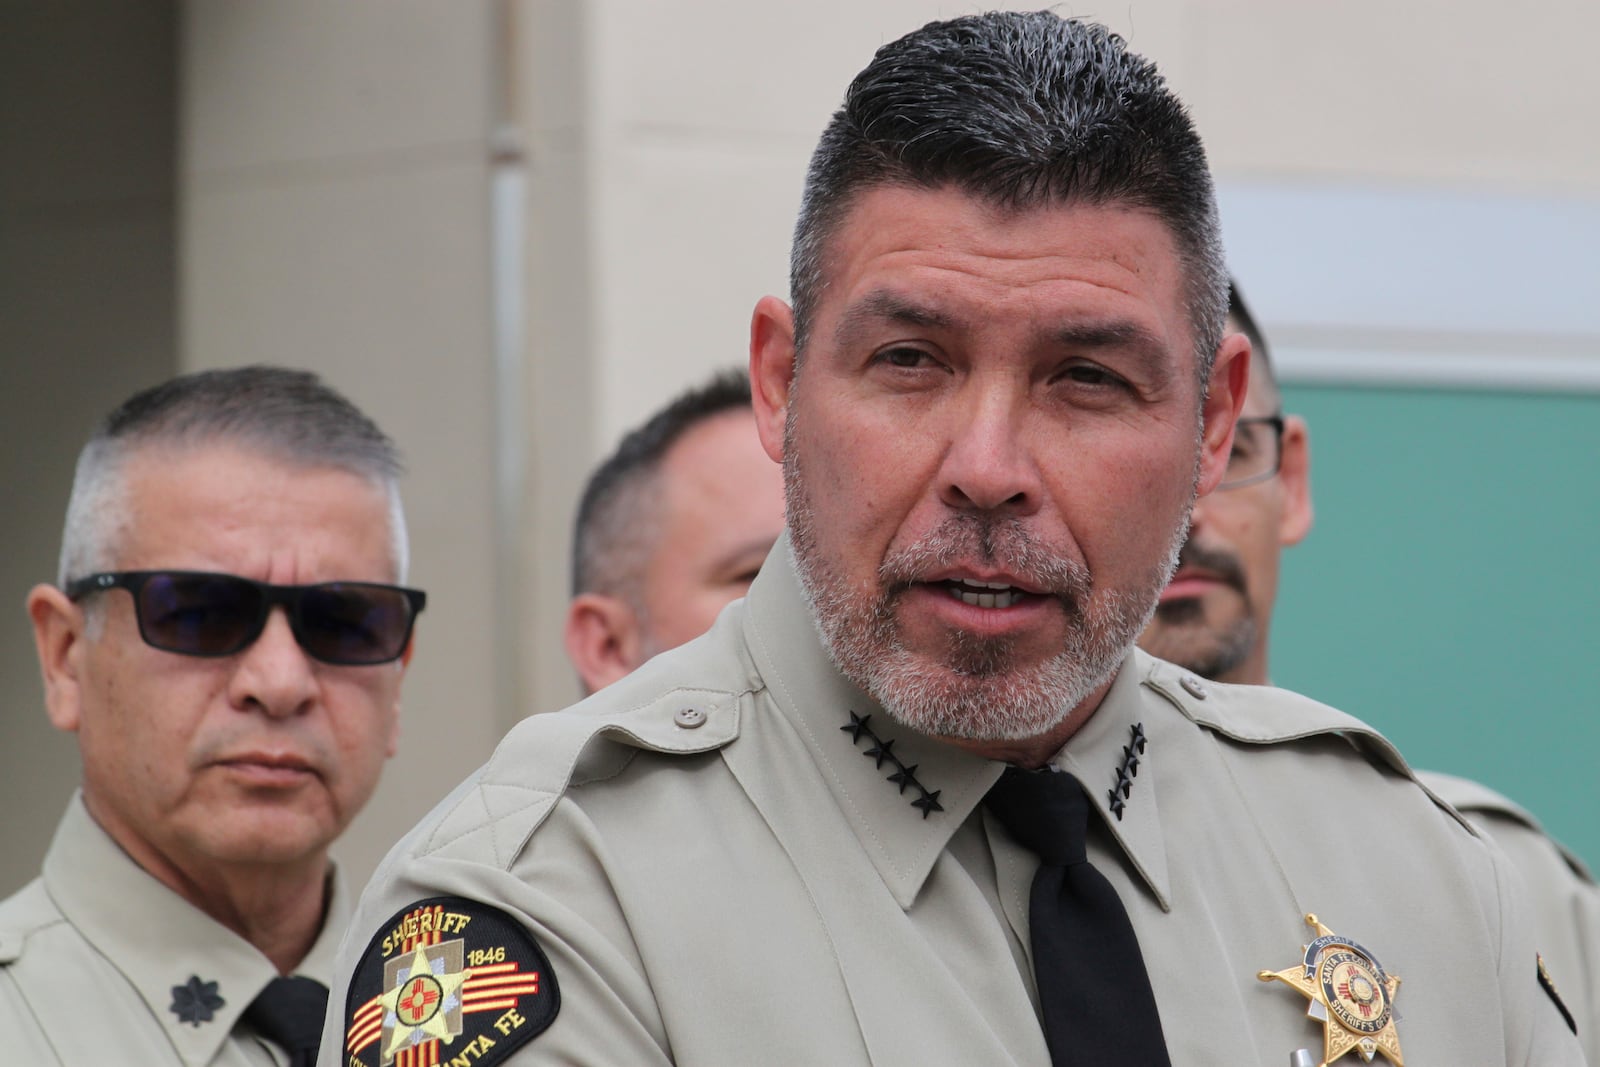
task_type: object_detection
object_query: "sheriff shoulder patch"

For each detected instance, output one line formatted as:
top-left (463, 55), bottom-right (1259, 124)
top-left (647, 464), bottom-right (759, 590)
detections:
top-left (343, 897), bottom-right (559, 1067)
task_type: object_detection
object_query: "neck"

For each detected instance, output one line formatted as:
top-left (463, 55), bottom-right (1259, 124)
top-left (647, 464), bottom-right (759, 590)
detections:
top-left (168, 859), bottom-right (331, 976)
top-left (86, 801), bottom-right (329, 975)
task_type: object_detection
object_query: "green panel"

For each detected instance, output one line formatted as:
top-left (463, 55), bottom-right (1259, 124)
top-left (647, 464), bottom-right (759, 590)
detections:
top-left (1273, 384), bottom-right (1600, 869)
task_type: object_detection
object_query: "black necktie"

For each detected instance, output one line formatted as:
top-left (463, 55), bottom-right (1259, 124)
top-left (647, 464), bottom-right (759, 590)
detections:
top-left (243, 976), bottom-right (329, 1067)
top-left (986, 766), bottom-right (1172, 1067)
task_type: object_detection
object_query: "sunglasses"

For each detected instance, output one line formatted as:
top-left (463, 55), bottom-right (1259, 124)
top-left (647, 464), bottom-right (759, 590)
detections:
top-left (65, 570), bottom-right (426, 666)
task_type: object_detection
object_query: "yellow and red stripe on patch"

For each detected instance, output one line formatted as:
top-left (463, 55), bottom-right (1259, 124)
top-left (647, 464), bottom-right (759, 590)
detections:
top-left (346, 961), bottom-right (545, 1056)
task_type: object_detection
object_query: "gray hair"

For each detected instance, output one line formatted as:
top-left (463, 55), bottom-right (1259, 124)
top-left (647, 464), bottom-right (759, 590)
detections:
top-left (59, 365), bottom-right (410, 586)
top-left (790, 11), bottom-right (1227, 381)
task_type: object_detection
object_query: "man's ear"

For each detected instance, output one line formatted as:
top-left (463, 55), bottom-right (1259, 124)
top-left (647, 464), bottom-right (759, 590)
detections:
top-left (563, 593), bottom-right (644, 696)
top-left (1277, 414), bottom-right (1314, 546)
top-left (749, 295), bottom-right (798, 465)
top-left (1195, 332), bottom-right (1251, 496)
top-left (28, 584), bottom-right (87, 734)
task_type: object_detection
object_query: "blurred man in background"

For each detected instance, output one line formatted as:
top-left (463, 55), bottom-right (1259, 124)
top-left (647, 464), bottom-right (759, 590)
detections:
top-left (0, 367), bottom-right (424, 1066)
top-left (563, 368), bottom-right (783, 693)
top-left (1139, 284), bottom-right (1600, 1060)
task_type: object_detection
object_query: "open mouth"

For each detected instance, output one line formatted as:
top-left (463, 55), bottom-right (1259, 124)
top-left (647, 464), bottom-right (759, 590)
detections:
top-left (942, 578), bottom-right (1027, 609)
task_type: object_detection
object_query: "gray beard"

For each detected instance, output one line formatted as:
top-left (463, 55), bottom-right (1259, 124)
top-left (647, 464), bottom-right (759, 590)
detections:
top-left (784, 442), bottom-right (1189, 743)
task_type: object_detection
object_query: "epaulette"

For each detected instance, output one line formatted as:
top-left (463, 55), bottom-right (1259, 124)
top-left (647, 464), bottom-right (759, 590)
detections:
top-left (0, 881), bottom-right (60, 966)
top-left (1418, 770), bottom-right (1596, 884)
top-left (1141, 655), bottom-right (1402, 763)
top-left (1137, 655), bottom-right (1495, 843)
top-left (414, 636), bottom-right (753, 871)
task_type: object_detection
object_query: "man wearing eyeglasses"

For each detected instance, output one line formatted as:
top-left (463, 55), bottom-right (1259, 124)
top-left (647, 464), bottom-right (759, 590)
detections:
top-left (1140, 284), bottom-right (1600, 1062)
top-left (1, 366), bottom-right (424, 1066)
top-left (1138, 285), bottom-right (1311, 685)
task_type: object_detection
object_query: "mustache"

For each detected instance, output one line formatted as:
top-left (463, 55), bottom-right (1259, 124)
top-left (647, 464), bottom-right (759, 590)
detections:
top-left (878, 514), bottom-right (1092, 603)
top-left (1173, 537), bottom-right (1248, 594)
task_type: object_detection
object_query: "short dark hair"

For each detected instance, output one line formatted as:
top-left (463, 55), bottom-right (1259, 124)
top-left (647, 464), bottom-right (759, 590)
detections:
top-left (791, 11), bottom-right (1226, 376)
top-left (571, 368), bottom-right (752, 600)
top-left (1227, 279), bottom-right (1281, 409)
top-left (60, 365), bottom-right (409, 585)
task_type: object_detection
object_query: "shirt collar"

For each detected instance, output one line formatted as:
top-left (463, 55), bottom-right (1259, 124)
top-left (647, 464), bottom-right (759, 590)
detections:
top-left (1054, 648), bottom-right (1174, 911)
top-left (42, 792), bottom-right (347, 1066)
top-left (743, 537), bottom-right (1178, 912)
top-left (743, 536), bottom-right (1004, 909)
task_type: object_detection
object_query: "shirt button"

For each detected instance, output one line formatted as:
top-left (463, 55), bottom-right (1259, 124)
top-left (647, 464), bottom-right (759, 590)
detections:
top-left (1180, 674), bottom-right (1208, 700)
top-left (674, 706), bottom-right (707, 729)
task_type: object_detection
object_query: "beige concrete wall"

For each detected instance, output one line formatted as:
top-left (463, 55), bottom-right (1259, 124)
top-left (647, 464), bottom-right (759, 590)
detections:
top-left (0, 1), bottom-right (180, 895)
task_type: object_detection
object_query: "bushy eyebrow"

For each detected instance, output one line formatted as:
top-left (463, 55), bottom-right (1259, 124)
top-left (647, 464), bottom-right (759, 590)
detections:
top-left (1051, 321), bottom-right (1174, 389)
top-left (834, 290), bottom-right (955, 349)
top-left (834, 288), bottom-right (1178, 389)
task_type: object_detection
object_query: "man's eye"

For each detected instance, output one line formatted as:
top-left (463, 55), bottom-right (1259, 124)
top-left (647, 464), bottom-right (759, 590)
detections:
top-left (1060, 363), bottom-right (1126, 388)
top-left (880, 347), bottom-right (932, 369)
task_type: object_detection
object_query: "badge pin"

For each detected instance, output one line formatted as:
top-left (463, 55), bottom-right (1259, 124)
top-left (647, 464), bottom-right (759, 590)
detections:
top-left (170, 974), bottom-right (225, 1027)
top-left (1258, 913), bottom-right (1404, 1066)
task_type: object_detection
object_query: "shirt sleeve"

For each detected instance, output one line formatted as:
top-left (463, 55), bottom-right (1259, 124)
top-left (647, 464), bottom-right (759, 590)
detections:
top-left (320, 797), bottom-right (675, 1067)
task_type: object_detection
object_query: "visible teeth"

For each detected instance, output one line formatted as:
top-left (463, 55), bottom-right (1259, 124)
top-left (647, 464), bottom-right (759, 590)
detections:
top-left (946, 583), bottom-right (1023, 609)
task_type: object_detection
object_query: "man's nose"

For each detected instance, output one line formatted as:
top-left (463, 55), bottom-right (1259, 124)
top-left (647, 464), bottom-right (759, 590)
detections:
top-left (936, 390), bottom-right (1043, 515)
top-left (227, 608), bottom-right (317, 718)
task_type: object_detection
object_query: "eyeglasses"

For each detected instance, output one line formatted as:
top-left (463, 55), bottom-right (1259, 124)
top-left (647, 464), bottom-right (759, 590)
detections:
top-left (65, 570), bottom-right (426, 665)
top-left (1218, 415), bottom-right (1285, 490)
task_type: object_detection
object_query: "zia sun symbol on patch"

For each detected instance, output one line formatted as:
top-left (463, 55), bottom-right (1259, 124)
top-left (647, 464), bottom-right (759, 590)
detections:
top-left (382, 941), bottom-right (469, 1060)
top-left (1258, 913), bottom-right (1404, 1065)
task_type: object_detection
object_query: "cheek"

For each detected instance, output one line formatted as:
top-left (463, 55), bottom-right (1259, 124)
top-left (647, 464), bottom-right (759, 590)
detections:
top-left (807, 411), bottom-right (937, 543)
top-left (1074, 438), bottom-right (1196, 542)
top-left (327, 681), bottom-right (402, 779)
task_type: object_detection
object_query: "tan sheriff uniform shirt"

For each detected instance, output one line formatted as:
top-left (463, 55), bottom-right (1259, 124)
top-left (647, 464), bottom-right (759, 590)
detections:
top-left (325, 539), bottom-right (1582, 1066)
top-left (1418, 768), bottom-right (1600, 1062)
top-left (0, 793), bottom-right (346, 1065)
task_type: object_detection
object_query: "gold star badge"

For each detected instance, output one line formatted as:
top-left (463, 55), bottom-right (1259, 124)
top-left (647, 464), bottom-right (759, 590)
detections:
top-left (1258, 914), bottom-right (1404, 1066)
top-left (380, 939), bottom-right (468, 1061)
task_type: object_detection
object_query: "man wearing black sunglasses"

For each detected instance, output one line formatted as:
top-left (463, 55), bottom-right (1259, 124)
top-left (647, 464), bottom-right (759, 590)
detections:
top-left (2, 366), bottom-right (423, 1066)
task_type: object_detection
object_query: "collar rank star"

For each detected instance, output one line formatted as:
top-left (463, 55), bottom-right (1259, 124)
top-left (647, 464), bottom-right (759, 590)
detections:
top-left (841, 712), bottom-right (943, 818)
top-left (1258, 914), bottom-right (1403, 1065)
top-left (170, 975), bottom-right (224, 1026)
top-left (1107, 722), bottom-right (1147, 820)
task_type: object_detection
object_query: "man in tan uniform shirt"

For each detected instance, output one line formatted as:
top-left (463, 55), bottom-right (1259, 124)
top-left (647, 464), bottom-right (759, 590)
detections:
top-left (1140, 283), bottom-right (1600, 1060)
top-left (0, 367), bottom-right (424, 1065)
top-left (325, 13), bottom-right (1583, 1066)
